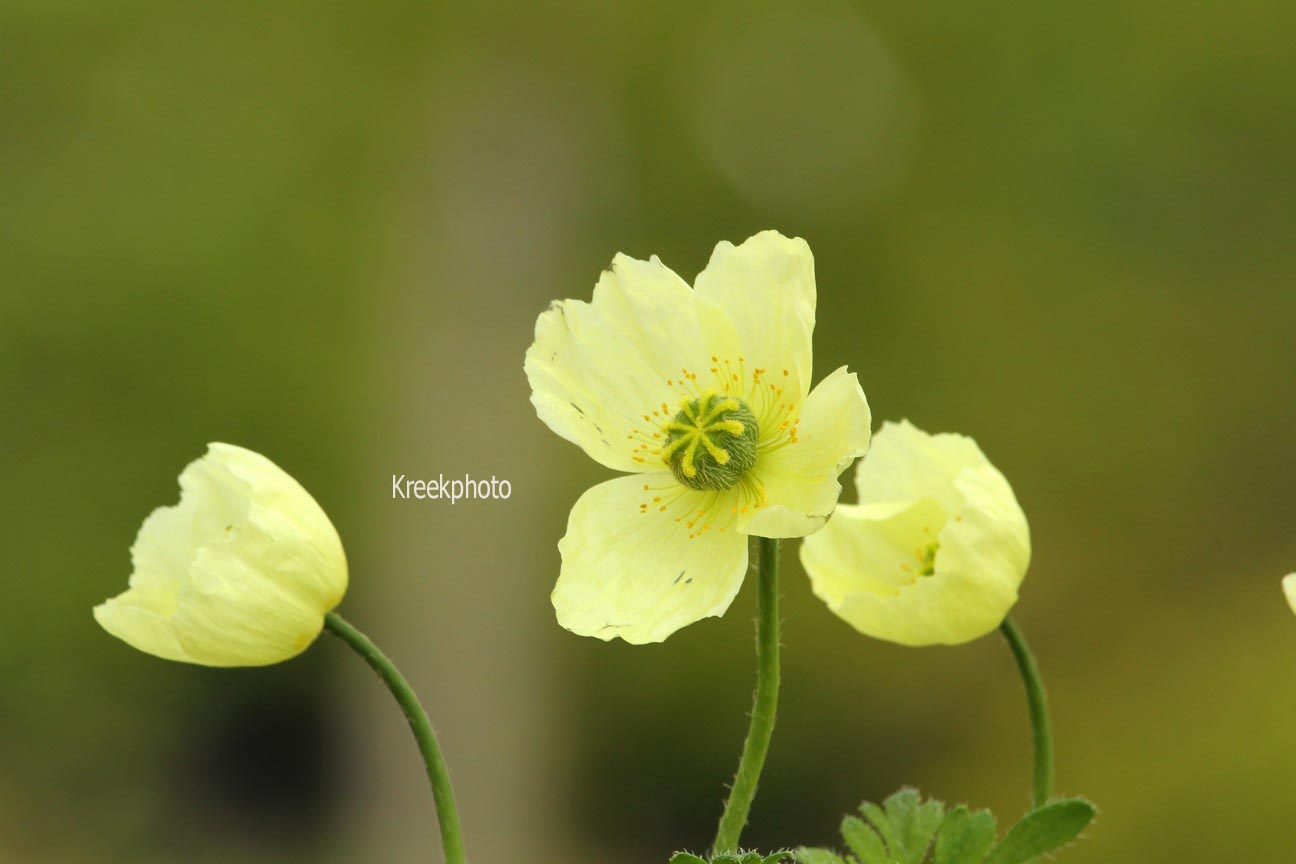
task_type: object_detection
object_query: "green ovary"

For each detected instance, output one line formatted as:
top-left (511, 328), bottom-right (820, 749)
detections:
top-left (661, 392), bottom-right (759, 491)
top-left (918, 541), bottom-right (939, 577)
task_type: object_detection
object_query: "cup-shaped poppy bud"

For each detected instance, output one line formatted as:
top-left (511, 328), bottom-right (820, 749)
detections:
top-left (801, 420), bottom-right (1030, 646)
top-left (94, 443), bottom-right (348, 666)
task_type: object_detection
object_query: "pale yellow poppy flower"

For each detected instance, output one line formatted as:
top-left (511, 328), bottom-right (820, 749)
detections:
top-left (800, 420), bottom-right (1030, 646)
top-left (1283, 575), bottom-right (1296, 616)
top-left (526, 231), bottom-right (871, 643)
top-left (94, 443), bottom-right (348, 666)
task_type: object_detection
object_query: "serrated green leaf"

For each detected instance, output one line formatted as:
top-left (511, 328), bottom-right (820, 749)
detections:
top-left (860, 801), bottom-right (903, 858)
top-left (933, 806), bottom-right (997, 864)
top-left (901, 801), bottom-right (945, 863)
top-left (669, 851), bottom-right (791, 864)
top-left (880, 789), bottom-right (920, 843)
top-left (793, 848), bottom-right (851, 864)
top-left (864, 787), bottom-right (944, 864)
top-left (982, 799), bottom-right (1096, 864)
top-left (841, 815), bottom-right (892, 864)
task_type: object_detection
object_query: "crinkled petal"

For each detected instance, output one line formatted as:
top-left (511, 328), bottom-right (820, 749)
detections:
top-left (126, 505), bottom-right (201, 592)
top-left (802, 465), bottom-right (1029, 646)
top-left (742, 366), bottom-right (871, 538)
top-left (801, 498), bottom-right (950, 641)
top-left (93, 582), bottom-right (189, 662)
top-left (694, 231), bottom-right (815, 402)
top-left (126, 453), bottom-right (253, 591)
top-left (186, 445), bottom-right (348, 616)
top-left (171, 535), bottom-right (330, 666)
top-left (871, 464), bottom-right (1029, 645)
top-left (553, 472), bottom-right (748, 643)
top-left (526, 254), bottom-right (716, 472)
top-left (211, 444), bottom-right (346, 579)
top-left (854, 420), bottom-right (988, 511)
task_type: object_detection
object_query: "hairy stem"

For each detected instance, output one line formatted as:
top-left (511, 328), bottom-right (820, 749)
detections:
top-left (325, 611), bottom-right (467, 864)
top-left (713, 537), bottom-right (781, 854)
top-left (1000, 615), bottom-right (1054, 809)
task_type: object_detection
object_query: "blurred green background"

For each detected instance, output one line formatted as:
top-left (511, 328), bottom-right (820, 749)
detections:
top-left (3, 0), bottom-right (1295, 862)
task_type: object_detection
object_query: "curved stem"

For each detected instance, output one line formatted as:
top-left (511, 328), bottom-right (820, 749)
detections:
top-left (999, 615), bottom-right (1054, 809)
top-left (325, 611), bottom-right (467, 864)
top-left (712, 537), bottom-right (781, 855)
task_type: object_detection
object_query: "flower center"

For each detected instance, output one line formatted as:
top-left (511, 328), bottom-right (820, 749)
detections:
top-left (917, 540), bottom-right (939, 577)
top-left (661, 391), bottom-right (759, 490)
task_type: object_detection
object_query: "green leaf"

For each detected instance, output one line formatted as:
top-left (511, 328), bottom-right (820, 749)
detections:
top-left (841, 815), bottom-right (892, 864)
top-left (807, 789), bottom-right (1095, 864)
top-left (894, 796), bottom-right (945, 863)
top-left (860, 801), bottom-right (903, 858)
top-left (859, 787), bottom-right (944, 864)
top-left (670, 852), bottom-right (791, 864)
top-left (933, 805), bottom-right (997, 864)
top-left (982, 799), bottom-right (1097, 864)
top-left (884, 788), bottom-right (922, 811)
top-left (792, 848), bottom-right (850, 864)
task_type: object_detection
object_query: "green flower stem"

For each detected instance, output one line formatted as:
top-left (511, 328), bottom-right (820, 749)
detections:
top-left (713, 537), bottom-right (781, 855)
top-left (324, 611), bottom-right (467, 864)
top-left (999, 615), bottom-right (1054, 809)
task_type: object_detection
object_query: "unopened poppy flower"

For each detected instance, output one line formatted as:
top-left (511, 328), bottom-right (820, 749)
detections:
top-left (800, 420), bottom-right (1029, 646)
top-left (526, 231), bottom-right (871, 643)
top-left (94, 443), bottom-right (348, 666)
